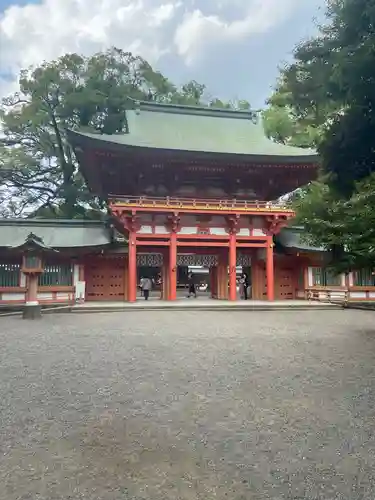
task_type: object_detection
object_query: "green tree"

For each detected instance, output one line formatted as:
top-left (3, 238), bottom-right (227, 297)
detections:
top-left (293, 173), bottom-right (375, 271)
top-left (265, 0), bottom-right (375, 271)
top-left (271, 0), bottom-right (375, 195)
top-left (0, 48), bottom-right (224, 218)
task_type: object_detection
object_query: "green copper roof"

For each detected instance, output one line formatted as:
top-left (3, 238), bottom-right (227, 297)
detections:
top-left (69, 101), bottom-right (318, 160)
top-left (0, 219), bottom-right (112, 248)
top-left (277, 227), bottom-right (324, 252)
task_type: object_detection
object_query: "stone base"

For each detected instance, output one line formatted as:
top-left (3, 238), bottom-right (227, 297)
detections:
top-left (22, 304), bottom-right (42, 320)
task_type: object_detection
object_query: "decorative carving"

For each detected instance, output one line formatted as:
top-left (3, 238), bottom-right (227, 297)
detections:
top-left (225, 214), bottom-right (240, 234)
top-left (165, 212), bottom-right (181, 233)
top-left (265, 215), bottom-right (290, 235)
top-left (111, 208), bottom-right (141, 233)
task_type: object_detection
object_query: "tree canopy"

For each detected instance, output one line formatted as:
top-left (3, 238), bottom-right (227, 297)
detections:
top-left (267, 0), bottom-right (375, 195)
top-left (0, 47), bottom-right (249, 218)
top-left (266, 0), bottom-right (375, 271)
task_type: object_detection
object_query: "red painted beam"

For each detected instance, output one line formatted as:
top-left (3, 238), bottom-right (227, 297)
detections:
top-left (136, 240), bottom-right (170, 246)
top-left (236, 243), bottom-right (267, 248)
top-left (177, 241), bottom-right (229, 247)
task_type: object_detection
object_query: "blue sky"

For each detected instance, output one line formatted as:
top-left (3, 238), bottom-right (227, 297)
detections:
top-left (0, 0), bottom-right (326, 107)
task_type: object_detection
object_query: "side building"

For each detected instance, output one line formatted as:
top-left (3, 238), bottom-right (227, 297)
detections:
top-left (0, 219), bottom-right (374, 305)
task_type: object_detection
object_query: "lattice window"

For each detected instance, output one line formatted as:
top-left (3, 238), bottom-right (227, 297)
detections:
top-left (312, 267), bottom-right (341, 286)
top-left (237, 254), bottom-right (251, 266)
top-left (137, 254), bottom-right (163, 267)
top-left (353, 269), bottom-right (375, 286)
top-left (177, 254), bottom-right (218, 267)
top-left (38, 263), bottom-right (73, 286)
top-left (0, 263), bottom-right (20, 287)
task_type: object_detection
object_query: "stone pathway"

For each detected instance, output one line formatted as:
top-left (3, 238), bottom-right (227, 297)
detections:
top-left (0, 309), bottom-right (374, 499)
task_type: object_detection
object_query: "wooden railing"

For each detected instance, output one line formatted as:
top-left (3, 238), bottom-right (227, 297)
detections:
top-left (306, 288), bottom-right (349, 305)
top-left (110, 195), bottom-right (294, 213)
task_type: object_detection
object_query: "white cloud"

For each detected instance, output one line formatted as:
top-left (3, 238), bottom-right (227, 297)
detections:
top-left (0, 0), bottom-right (298, 99)
top-left (174, 0), bottom-right (296, 64)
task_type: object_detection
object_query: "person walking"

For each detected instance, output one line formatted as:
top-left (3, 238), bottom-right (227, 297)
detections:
top-left (187, 272), bottom-right (197, 298)
top-left (240, 272), bottom-right (249, 300)
top-left (141, 276), bottom-right (152, 300)
top-left (139, 277), bottom-right (144, 297)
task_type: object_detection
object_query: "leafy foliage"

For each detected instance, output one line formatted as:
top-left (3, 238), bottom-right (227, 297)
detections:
top-left (0, 48), bottom-right (236, 218)
top-left (266, 0), bottom-right (375, 271)
top-left (269, 0), bottom-right (375, 195)
top-left (293, 174), bottom-right (375, 271)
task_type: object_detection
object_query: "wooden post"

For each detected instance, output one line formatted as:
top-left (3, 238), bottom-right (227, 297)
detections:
top-left (26, 274), bottom-right (38, 304)
top-left (229, 232), bottom-right (237, 301)
top-left (266, 237), bottom-right (275, 301)
top-left (128, 232), bottom-right (137, 302)
top-left (162, 250), bottom-right (169, 300)
top-left (23, 273), bottom-right (41, 319)
top-left (169, 232), bottom-right (177, 300)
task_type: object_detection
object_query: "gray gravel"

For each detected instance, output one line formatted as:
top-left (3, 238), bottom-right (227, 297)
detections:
top-left (1, 310), bottom-right (375, 499)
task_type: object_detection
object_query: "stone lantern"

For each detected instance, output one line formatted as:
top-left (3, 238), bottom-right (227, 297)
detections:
top-left (12, 233), bottom-right (57, 319)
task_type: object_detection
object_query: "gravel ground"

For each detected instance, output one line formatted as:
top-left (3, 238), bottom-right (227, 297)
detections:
top-left (1, 310), bottom-right (375, 500)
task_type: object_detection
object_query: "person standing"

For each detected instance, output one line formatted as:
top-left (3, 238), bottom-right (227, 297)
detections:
top-left (243, 273), bottom-right (249, 300)
top-left (240, 273), bottom-right (249, 300)
top-left (187, 272), bottom-right (197, 298)
top-left (141, 276), bottom-right (152, 300)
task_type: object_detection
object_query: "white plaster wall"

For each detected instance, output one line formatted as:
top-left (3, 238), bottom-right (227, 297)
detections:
top-left (137, 225), bottom-right (153, 234)
top-left (308, 267), bottom-right (314, 287)
top-left (237, 228), bottom-right (250, 236)
top-left (37, 292), bottom-right (54, 300)
top-left (178, 227), bottom-right (197, 234)
top-left (341, 274), bottom-right (346, 287)
top-left (76, 282), bottom-right (86, 301)
top-left (56, 293), bottom-right (72, 300)
top-left (369, 292), bottom-right (375, 298)
top-left (252, 229), bottom-right (265, 236)
top-left (350, 292), bottom-right (367, 299)
top-left (348, 272), bottom-right (354, 287)
top-left (2, 293), bottom-right (25, 301)
top-left (210, 227), bottom-right (227, 235)
top-left (155, 225), bottom-right (168, 234)
top-left (73, 264), bottom-right (84, 300)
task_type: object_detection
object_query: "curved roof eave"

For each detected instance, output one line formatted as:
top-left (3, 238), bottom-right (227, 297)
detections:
top-left (68, 129), bottom-right (319, 165)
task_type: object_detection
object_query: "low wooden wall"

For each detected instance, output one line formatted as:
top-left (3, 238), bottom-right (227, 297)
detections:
top-left (0, 286), bottom-right (75, 305)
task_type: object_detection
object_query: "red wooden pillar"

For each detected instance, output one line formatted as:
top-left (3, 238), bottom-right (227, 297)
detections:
top-left (229, 232), bottom-right (237, 301)
top-left (169, 232), bottom-right (177, 301)
top-left (162, 251), bottom-right (169, 300)
top-left (217, 251), bottom-right (228, 299)
top-left (266, 237), bottom-right (275, 301)
top-left (128, 232), bottom-right (137, 302)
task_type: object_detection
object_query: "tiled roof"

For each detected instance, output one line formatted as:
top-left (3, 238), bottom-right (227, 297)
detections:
top-left (0, 219), bottom-right (112, 248)
top-left (277, 227), bottom-right (324, 252)
top-left (68, 101), bottom-right (318, 160)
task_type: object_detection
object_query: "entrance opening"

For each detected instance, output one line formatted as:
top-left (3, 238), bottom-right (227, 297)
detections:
top-left (137, 265), bottom-right (162, 300)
